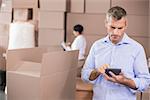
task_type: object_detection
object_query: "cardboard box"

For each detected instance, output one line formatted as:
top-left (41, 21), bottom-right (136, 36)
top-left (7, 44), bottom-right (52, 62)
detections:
top-left (13, 8), bottom-right (29, 21)
top-left (13, 8), bottom-right (39, 22)
top-left (70, 0), bottom-right (84, 13)
top-left (40, 0), bottom-right (66, 12)
top-left (66, 13), bottom-right (106, 35)
top-left (0, 36), bottom-right (8, 49)
top-left (85, 0), bottom-right (110, 14)
top-left (126, 15), bottom-right (148, 37)
top-left (38, 28), bottom-right (64, 46)
top-left (7, 48), bottom-right (78, 100)
top-left (0, 12), bottom-right (12, 24)
top-left (142, 87), bottom-right (150, 100)
top-left (136, 92), bottom-right (141, 100)
top-left (112, 0), bottom-right (149, 15)
top-left (6, 47), bottom-right (63, 70)
top-left (12, 0), bottom-right (38, 8)
top-left (76, 78), bottom-right (93, 100)
top-left (12, 0), bottom-right (38, 21)
top-left (39, 11), bottom-right (64, 29)
top-left (1, 0), bottom-right (12, 13)
top-left (0, 24), bottom-right (9, 36)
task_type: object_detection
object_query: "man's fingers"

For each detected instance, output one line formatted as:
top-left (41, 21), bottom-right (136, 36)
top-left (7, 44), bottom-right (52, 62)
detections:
top-left (104, 73), bottom-right (116, 82)
top-left (109, 71), bottom-right (116, 79)
top-left (98, 64), bottom-right (109, 73)
top-left (103, 73), bottom-right (110, 79)
top-left (103, 64), bottom-right (109, 69)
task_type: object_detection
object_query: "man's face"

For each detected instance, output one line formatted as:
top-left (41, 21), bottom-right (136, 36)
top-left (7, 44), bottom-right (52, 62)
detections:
top-left (105, 17), bottom-right (127, 44)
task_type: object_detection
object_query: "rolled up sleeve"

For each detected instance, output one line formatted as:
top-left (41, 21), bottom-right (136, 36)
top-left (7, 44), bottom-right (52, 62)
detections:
top-left (132, 46), bottom-right (150, 92)
top-left (81, 45), bottom-right (97, 84)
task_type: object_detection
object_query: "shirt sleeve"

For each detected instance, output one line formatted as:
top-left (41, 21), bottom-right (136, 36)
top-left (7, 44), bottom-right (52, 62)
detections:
top-left (81, 43), bottom-right (97, 84)
top-left (132, 46), bottom-right (150, 92)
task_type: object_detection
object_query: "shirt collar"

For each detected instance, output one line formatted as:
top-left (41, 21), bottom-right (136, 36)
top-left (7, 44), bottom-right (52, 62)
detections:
top-left (102, 33), bottom-right (131, 45)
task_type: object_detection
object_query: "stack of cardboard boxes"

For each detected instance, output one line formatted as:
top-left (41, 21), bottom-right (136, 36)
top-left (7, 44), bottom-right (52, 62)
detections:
top-left (12, 0), bottom-right (38, 22)
top-left (38, 0), bottom-right (66, 47)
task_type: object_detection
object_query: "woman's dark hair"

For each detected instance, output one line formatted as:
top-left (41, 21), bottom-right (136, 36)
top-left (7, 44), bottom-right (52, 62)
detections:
top-left (73, 24), bottom-right (84, 34)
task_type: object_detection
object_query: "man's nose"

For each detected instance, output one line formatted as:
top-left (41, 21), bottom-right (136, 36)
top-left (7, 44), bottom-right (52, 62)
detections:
top-left (113, 28), bottom-right (119, 34)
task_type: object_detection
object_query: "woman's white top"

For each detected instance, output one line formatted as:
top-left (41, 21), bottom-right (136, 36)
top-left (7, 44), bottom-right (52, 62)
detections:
top-left (71, 35), bottom-right (86, 60)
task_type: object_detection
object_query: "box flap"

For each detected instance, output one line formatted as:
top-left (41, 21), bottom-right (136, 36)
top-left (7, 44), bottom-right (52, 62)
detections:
top-left (41, 50), bottom-right (78, 76)
top-left (8, 61), bottom-right (41, 77)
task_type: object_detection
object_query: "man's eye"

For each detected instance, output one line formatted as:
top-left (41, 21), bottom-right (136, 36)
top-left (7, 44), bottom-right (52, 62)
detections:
top-left (118, 27), bottom-right (123, 29)
top-left (111, 26), bottom-right (116, 29)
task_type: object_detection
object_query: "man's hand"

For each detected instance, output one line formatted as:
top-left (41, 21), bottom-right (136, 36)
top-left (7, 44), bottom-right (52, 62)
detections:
top-left (104, 71), bottom-right (137, 90)
top-left (89, 64), bottom-right (109, 81)
top-left (104, 72), bottom-right (124, 83)
top-left (97, 64), bottom-right (109, 74)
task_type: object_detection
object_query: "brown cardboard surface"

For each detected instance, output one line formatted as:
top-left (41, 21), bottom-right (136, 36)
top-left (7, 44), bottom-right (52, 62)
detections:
top-left (112, 0), bottom-right (148, 15)
top-left (85, 0), bottom-right (110, 14)
top-left (126, 15), bottom-right (148, 37)
top-left (67, 13), bottom-right (106, 36)
top-left (76, 90), bottom-right (93, 100)
top-left (14, 61), bottom-right (41, 76)
top-left (70, 0), bottom-right (84, 13)
top-left (142, 88), bottom-right (150, 100)
top-left (6, 46), bottom-right (62, 70)
top-left (41, 51), bottom-right (78, 76)
top-left (39, 11), bottom-right (64, 29)
top-left (13, 8), bottom-right (28, 21)
top-left (12, 0), bottom-right (38, 21)
top-left (7, 71), bottom-right (40, 100)
top-left (0, 24), bottom-right (9, 36)
top-left (77, 60), bottom-right (85, 68)
top-left (0, 36), bottom-right (8, 49)
top-left (40, 0), bottom-right (66, 12)
top-left (0, 12), bottom-right (12, 24)
top-left (39, 28), bottom-right (64, 46)
top-left (136, 92), bottom-right (141, 100)
top-left (7, 50), bottom-right (78, 100)
top-left (12, 0), bottom-right (38, 8)
top-left (1, 0), bottom-right (12, 13)
top-left (40, 68), bottom-right (76, 100)
top-left (76, 78), bottom-right (93, 91)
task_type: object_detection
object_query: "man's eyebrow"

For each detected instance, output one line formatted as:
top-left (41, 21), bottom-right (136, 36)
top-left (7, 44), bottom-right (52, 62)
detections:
top-left (111, 26), bottom-right (116, 29)
top-left (110, 26), bottom-right (124, 29)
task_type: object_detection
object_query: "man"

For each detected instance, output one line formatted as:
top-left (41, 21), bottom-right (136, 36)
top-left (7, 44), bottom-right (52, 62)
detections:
top-left (81, 6), bottom-right (150, 100)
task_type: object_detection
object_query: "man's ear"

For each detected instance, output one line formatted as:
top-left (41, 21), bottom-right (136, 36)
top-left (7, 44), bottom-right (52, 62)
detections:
top-left (104, 19), bottom-right (108, 28)
top-left (125, 19), bottom-right (128, 29)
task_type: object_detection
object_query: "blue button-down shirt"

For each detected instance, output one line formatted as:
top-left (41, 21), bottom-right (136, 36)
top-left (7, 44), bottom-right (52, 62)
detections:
top-left (81, 33), bottom-right (150, 100)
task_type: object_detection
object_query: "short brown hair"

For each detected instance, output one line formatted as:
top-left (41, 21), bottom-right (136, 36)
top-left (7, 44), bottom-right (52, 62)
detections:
top-left (106, 6), bottom-right (127, 20)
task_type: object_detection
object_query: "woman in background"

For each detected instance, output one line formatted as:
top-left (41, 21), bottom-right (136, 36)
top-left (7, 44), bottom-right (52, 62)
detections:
top-left (62, 24), bottom-right (86, 60)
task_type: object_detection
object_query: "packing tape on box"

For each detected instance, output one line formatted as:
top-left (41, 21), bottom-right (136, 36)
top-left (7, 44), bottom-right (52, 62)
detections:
top-left (8, 22), bottom-right (35, 50)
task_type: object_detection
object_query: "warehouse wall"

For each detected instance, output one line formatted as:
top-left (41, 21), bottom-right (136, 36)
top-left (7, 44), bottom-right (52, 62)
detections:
top-left (0, 0), bottom-right (150, 70)
top-left (67, 0), bottom-right (150, 56)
